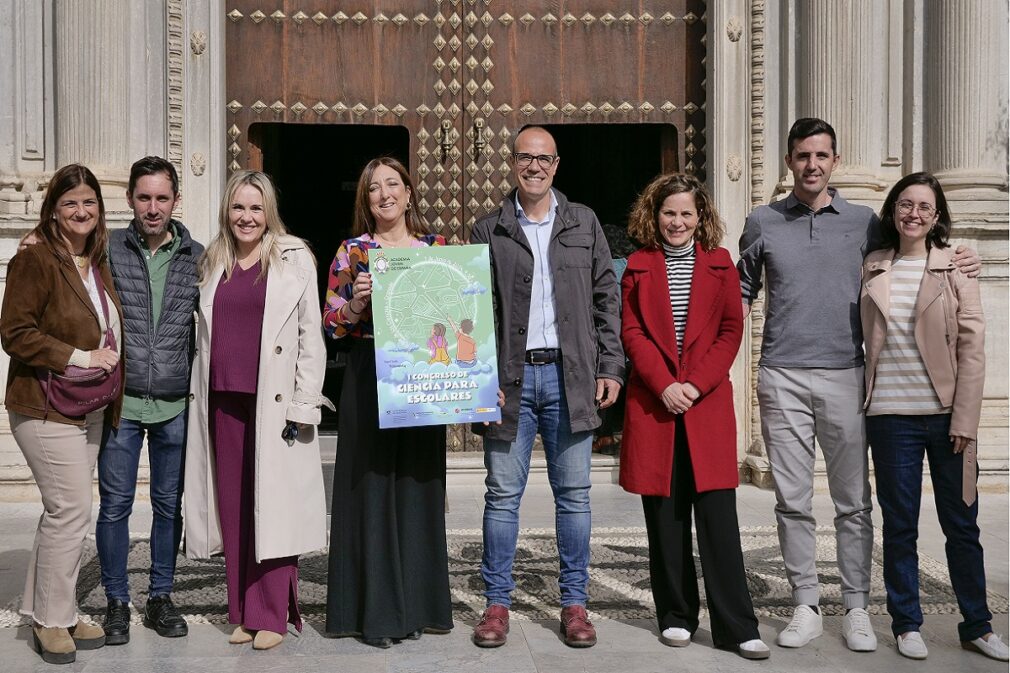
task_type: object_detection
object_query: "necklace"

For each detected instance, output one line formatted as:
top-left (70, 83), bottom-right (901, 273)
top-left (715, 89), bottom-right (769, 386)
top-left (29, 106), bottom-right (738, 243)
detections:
top-left (374, 231), bottom-right (412, 248)
top-left (72, 254), bottom-right (89, 269)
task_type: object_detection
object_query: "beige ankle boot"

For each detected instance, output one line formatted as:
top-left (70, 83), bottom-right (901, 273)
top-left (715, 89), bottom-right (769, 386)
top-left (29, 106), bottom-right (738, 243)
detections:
top-left (32, 625), bottom-right (76, 665)
top-left (69, 619), bottom-right (106, 649)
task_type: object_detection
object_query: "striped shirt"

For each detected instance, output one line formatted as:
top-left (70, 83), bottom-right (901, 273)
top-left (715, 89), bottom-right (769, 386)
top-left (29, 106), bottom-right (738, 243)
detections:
top-left (662, 242), bottom-right (695, 352)
top-left (867, 256), bottom-right (948, 416)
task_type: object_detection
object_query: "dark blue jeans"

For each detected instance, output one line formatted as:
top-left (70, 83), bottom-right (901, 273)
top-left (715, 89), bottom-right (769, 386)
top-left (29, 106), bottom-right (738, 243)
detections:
top-left (96, 412), bottom-right (186, 602)
top-left (866, 413), bottom-right (992, 641)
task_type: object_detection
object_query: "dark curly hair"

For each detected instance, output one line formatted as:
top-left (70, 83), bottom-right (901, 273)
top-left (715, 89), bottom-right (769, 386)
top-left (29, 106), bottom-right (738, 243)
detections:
top-left (878, 172), bottom-right (951, 252)
top-left (627, 173), bottom-right (724, 252)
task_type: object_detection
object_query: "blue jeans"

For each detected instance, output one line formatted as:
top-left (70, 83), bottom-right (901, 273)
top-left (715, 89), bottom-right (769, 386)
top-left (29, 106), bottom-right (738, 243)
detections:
top-left (867, 413), bottom-right (992, 641)
top-left (481, 361), bottom-right (593, 608)
top-left (96, 412), bottom-right (187, 602)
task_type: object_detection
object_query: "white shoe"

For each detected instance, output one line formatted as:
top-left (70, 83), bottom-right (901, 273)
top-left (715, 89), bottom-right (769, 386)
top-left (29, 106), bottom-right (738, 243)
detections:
top-left (842, 608), bottom-right (877, 652)
top-left (776, 605), bottom-right (822, 648)
top-left (739, 638), bottom-right (771, 660)
top-left (896, 631), bottom-right (928, 659)
top-left (660, 627), bottom-right (691, 647)
top-left (963, 633), bottom-right (1009, 661)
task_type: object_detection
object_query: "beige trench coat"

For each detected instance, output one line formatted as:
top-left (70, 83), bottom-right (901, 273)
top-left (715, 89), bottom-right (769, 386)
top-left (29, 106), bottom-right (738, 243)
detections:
top-left (184, 236), bottom-right (334, 562)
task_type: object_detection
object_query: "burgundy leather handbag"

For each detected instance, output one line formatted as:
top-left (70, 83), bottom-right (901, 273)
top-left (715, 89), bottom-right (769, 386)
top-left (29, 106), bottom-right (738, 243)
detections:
top-left (36, 263), bottom-right (121, 418)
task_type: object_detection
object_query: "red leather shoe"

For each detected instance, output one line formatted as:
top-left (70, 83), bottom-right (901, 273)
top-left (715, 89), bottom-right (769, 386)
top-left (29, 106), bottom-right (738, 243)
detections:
top-left (560, 605), bottom-right (597, 647)
top-left (472, 605), bottom-right (509, 648)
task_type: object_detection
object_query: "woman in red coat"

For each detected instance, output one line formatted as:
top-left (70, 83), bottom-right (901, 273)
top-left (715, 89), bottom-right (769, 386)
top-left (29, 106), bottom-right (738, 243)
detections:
top-left (620, 173), bottom-right (768, 660)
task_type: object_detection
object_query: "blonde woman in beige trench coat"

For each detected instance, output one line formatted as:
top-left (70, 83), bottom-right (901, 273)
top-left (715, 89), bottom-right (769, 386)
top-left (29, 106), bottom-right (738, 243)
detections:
top-left (184, 170), bottom-right (333, 650)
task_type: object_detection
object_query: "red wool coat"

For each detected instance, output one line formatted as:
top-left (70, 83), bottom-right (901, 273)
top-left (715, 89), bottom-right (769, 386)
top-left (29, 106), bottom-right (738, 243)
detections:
top-left (619, 244), bottom-right (744, 496)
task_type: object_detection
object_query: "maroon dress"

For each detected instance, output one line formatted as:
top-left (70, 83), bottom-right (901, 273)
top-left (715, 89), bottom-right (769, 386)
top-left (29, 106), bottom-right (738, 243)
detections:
top-left (209, 262), bottom-right (300, 633)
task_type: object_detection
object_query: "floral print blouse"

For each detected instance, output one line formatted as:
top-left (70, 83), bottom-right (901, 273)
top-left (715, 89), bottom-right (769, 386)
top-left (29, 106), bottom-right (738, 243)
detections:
top-left (323, 232), bottom-right (445, 339)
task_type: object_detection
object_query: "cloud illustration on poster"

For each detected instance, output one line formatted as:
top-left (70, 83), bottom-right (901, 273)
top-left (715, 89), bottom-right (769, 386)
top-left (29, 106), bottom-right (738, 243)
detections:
top-left (461, 282), bottom-right (487, 296)
top-left (388, 340), bottom-right (420, 353)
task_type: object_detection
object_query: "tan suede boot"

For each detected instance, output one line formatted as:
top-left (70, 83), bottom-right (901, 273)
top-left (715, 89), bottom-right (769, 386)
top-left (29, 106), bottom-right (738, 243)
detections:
top-left (32, 625), bottom-right (76, 665)
top-left (69, 619), bottom-right (106, 650)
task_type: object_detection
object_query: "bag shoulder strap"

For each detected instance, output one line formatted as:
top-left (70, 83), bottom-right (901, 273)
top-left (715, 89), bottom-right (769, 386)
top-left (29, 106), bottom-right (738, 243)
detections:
top-left (90, 263), bottom-right (116, 349)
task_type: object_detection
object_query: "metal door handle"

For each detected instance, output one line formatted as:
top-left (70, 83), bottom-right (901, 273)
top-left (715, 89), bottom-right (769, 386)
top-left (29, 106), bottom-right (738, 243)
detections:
top-left (472, 117), bottom-right (486, 158)
top-left (437, 120), bottom-right (452, 164)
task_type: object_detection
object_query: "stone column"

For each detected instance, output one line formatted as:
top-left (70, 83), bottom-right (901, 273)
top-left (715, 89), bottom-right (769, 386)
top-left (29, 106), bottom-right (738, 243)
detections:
top-left (793, 0), bottom-right (890, 198)
top-left (53, 0), bottom-right (132, 211)
top-left (922, 0), bottom-right (1009, 200)
top-left (923, 0), bottom-right (1010, 479)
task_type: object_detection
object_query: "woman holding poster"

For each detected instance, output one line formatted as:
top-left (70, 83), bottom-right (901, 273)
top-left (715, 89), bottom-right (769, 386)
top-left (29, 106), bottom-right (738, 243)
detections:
top-left (322, 157), bottom-right (453, 648)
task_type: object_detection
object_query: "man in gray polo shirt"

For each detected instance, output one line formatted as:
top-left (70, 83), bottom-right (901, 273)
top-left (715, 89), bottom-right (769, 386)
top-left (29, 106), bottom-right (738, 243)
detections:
top-left (738, 118), bottom-right (977, 652)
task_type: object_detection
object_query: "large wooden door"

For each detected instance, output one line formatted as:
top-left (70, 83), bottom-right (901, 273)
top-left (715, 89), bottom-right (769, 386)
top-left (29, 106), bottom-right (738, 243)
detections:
top-left (225, 1), bottom-right (705, 449)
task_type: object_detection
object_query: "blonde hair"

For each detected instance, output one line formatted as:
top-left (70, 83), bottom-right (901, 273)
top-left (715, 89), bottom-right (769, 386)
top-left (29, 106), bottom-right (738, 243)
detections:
top-left (199, 170), bottom-right (290, 284)
top-left (627, 173), bottom-right (725, 252)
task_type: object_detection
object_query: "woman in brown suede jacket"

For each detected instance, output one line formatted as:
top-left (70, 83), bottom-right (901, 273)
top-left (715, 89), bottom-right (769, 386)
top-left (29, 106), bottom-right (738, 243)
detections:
top-left (0, 164), bottom-right (123, 665)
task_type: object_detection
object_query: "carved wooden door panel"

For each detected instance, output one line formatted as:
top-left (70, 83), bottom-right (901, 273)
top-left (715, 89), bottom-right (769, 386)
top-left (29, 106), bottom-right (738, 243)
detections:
top-left (225, 0), bottom-right (465, 241)
top-left (456, 0), bottom-right (706, 236)
top-left (225, 1), bottom-right (705, 451)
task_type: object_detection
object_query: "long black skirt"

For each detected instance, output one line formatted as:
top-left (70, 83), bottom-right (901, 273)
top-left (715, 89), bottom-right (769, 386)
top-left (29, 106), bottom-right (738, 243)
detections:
top-left (325, 339), bottom-right (453, 638)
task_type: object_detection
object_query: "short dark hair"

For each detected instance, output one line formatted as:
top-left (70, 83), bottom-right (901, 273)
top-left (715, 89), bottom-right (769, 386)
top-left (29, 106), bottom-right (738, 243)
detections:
top-left (128, 156), bottom-right (179, 196)
top-left (878, 172), bottom-right (951, 252)
top-left (787, 117), bottom-right (837, 155)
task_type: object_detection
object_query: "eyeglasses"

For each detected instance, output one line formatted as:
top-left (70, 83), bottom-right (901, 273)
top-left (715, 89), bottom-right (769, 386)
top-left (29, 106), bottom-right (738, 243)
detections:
top-left (895, 200), bottom-right (936, 217)
top-left (512, 153), bottom-right (557, 169)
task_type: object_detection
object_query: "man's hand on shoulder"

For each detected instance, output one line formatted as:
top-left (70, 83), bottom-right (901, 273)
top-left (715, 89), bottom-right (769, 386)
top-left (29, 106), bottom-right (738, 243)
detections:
top-left (18, 232), bottom-right (40, 250)
top-left (952, 245), bottom-right (981, 278)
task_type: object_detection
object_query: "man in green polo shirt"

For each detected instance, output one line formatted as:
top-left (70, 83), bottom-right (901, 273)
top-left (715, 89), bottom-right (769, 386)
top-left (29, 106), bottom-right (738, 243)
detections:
top-left (96, 157), bottom-right (203, 645)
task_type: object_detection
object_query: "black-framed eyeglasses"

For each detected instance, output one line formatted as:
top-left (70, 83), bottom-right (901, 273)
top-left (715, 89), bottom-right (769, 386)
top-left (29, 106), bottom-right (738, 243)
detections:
top-left (895, 200), bottom-right (936, 217)
top-left (512, 153), bottom-right (557, 169)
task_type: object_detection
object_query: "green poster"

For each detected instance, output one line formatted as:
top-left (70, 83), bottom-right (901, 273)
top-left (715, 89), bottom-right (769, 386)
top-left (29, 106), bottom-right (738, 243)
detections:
top-left (368, 244), bottom-right (501, 428)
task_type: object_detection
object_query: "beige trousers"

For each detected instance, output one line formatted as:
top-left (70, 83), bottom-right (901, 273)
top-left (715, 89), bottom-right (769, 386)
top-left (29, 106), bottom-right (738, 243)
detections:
top-left (10, 409), bottom-right (104, 627)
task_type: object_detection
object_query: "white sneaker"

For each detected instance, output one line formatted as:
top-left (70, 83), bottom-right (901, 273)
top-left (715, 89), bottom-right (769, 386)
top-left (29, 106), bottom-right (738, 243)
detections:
top-left (896, 631), bottom-right (928, 659)
top-left (739, 638), bottom-right (771, 660)
top-left (963, 633), bottom-right (1009, 661)
top-left (776, 605), bottom-right (823, 648)
top-left (660, 627), bottom-right (691, 647)
top-left (842, 608), bottom-right (877, 652)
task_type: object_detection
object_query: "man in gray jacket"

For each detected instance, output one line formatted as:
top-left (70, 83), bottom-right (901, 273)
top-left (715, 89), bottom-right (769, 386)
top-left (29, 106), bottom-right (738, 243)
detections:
top-left (97, 157), bottom-right (203, 644)
top-left (469, 126), bottom-right (624, 649)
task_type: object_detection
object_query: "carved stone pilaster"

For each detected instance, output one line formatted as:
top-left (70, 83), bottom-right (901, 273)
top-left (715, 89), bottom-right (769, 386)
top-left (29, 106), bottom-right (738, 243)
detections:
top-left (793, 0), bottom-right (889, 196)
top-left (53, 0), bottom-right (131, 211)
top-left (923, 0), bottom-right (1009, 201)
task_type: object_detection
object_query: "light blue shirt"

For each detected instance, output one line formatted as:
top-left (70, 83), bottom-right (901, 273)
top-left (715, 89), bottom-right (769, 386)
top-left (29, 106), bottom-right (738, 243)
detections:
top-left (515, 190), bottom-right (560, 350)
